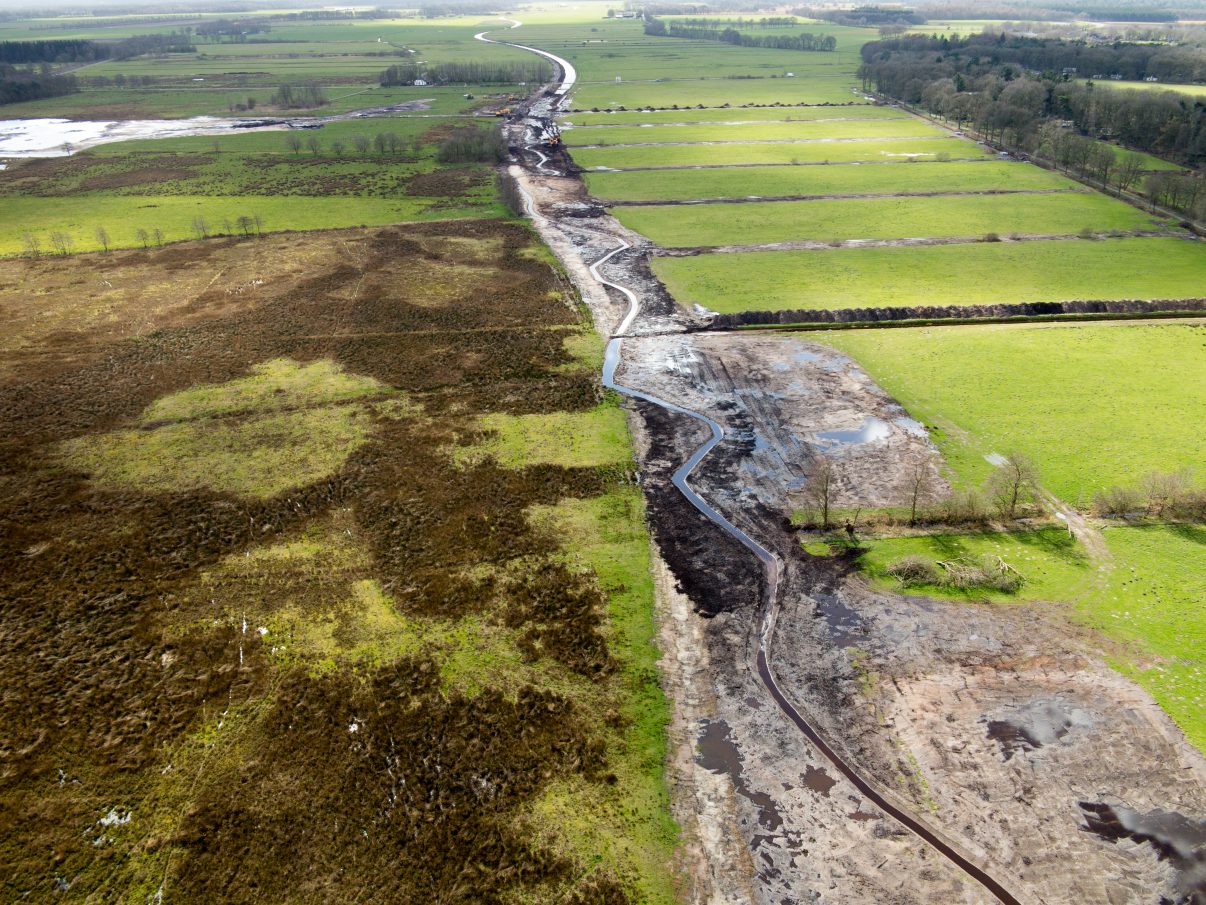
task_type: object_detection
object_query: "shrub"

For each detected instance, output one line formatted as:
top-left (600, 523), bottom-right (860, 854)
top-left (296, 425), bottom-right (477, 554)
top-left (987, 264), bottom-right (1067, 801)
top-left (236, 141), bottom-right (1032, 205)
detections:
top-left (1092, 484), bottom-right (1144, 517)
top-left (983, 231), bottom-right (1001, 242)
top-left (887, 554), bottom-right (940, 585)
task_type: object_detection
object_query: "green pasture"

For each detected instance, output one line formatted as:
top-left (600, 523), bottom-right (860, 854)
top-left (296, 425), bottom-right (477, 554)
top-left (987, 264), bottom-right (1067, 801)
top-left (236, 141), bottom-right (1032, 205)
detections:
top-left (1083, 79), bottom-right (1206, 99)
top-left (616, 192), bottom-right (1162, 247)
top-left (0, 194), bottom-right (496, 257)
top-left (584, 160), bottom-right (1076, 201)
top-left (653, 237), bottom-right (1206, 314)
top-left (1096, 141), bottom-right (1184, 172)
top-left (573, 136), bottom-right (990, 169)
top-left (813, 321), bottom-right (1206, 502)
top-left (570, 76), bottom-right (868, 112)
top-left (564, 104), bottom-right (908, 127)
top-left (564, 117), bottom-right (946, 146)
top-left (858, 524), bottom-right (1206, 752)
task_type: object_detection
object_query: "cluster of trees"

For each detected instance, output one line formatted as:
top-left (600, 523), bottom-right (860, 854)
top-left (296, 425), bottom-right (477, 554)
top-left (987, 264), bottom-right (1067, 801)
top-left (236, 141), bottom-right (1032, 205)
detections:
top-left (797, 5), bottom-right (926, 27)
top-left (435, 126), bottom-right (506, 163)
top-left (674, 16), bottom-right (802, 27)
top-left (0, 32), bottom-right (192, 65)
top-left (418, 1), bottom-right (514, 17)
top-left (0, 66), bottom-right (77, 105)
top-left (1145, 169), bottom-right (1206, 217)
top-left (194, 19), bottom-right (272, 42)
top-left (1092, 468), bottom-right (1206, 521)
top-left (270, 83), bottom-right (327, 109)
top-left (913, 0), bottom-right (1182, 22)
top-left (645, 17), bottom-right (838, 50)
top-left (860, 34), bottom-right (1206, 169)
top-left (381, 61), bottom-right (549, 86)
top-left (284, 131), bottom-right (416, 157)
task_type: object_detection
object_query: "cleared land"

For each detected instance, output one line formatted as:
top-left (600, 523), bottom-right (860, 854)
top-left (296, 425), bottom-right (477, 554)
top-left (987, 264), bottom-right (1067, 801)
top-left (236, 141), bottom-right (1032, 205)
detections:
top-left (616, 192), bottom-right (1161, 246)
top-left (0, 222), bottom-right (674, 903)
top-left (585, 160), bottom-right (1076, 201)
top-left (653, 237), bottom-right (1206, 312)
top-left (858, 525), bottom-right (1206, 751)
top-left (812, 321), bottom-right (1206, 502)
top-left (564, 117), bottom-right (948, 146)
top-left (573, 136), bottom-right (992, 168)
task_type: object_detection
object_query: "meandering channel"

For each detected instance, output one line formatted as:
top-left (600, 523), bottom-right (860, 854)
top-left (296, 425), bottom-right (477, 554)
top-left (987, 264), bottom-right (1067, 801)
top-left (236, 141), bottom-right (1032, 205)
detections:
top-left (481, 23), bottom-right (1028, 905)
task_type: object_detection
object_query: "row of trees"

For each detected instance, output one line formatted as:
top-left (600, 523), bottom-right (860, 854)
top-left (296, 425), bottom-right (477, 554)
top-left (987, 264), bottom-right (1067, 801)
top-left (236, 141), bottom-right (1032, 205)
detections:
top-left (645, 17), bottom-right (838, 50)
top-left (1092, 469), bottom-right (1206, 521)
top-left (435, 126), bottom-right (506, 163)
top-left (283, 131), bottom-right (416, 157)
top-left (20, 215), bottom-right (265, 258)
top-left (380, 61), bottom-right (550, 86)
top-left (270, 83), bottom-right (327, 109)
top-left (0, 66), bottom-right (77, 105)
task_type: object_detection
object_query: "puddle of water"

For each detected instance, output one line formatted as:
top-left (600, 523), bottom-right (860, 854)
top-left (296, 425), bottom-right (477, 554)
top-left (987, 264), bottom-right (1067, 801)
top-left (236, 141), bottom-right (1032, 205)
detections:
top-left (816, 592), bottom-right (864, 648)
top-left (1081, 801), bottom-right (1206, 899)
top-left (985, 698), bottom-right (1094, 760)
top-left (817, 416), bottom-right (891, 446)
top-left (802, 765), bottom-right (837, 797)
top-left (697, 719), bottom-right (783, 832)
top-left (0, 117), bottom-right (291, 157)
top-left (895, 416), bottom-right (927, 438)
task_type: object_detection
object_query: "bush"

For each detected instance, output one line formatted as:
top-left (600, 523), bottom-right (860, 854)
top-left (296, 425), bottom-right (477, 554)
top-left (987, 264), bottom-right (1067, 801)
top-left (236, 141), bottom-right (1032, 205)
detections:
top-left (437, 126), bottom-right (506, 164)
top-left (887, 554), bottom-right (940, 585)
top-left (1092, 484), bottom-right (1144, 517)
top-left (983, 231), bottom-right (1001, 242)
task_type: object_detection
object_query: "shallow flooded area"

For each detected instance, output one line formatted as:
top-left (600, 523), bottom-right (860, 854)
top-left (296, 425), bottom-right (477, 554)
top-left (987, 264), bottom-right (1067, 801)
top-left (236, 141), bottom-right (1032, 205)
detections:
top-left (0, 117), bottom-right (291, 157)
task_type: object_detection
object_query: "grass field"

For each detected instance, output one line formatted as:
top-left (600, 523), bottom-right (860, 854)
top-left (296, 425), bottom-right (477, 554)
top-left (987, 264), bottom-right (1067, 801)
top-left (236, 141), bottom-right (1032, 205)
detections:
top-left (571, 76), bottom-right (868, 111)
top-left (564, 117), bottom-right (947, 145)
top-left (857, 525), bottom-right (1206, 751)
top-left (813, 322), bottom-right (1206, 502)
top-left (1082, 79), bottom-right (1206, 99)
top-left (574, 136), bottom-right (991, 168)
top-left (653, 237), bottom-right (1206, 313)
top-left (585, 160), bottom-right (1077, 200)
top-left (566, 104), bottom-right (909, 126)
top-left (615, 192), bottom-right (1160, 246)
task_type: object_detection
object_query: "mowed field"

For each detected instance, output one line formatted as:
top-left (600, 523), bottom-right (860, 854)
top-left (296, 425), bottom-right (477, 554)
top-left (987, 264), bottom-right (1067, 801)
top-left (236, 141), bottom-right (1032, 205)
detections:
top-left (0, 222), bottom-right (675, 904)
top-left (574, 136), bottom-right (991, 168)
top-left (652, 238), bottom-right (1206, 311)
top-left (563, 117), bottom-right (949, 145)
top-left (617, 192), bottom-right (1162, 246)
top-left (585, 160), bottom-right (1076, 201)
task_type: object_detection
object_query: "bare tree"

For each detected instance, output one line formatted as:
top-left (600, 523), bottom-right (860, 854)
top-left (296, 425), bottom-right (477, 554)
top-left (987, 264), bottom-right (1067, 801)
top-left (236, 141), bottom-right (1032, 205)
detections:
top-left (136, 228), bottom-right (149, 249)
top-left (1115, 152), bottom-right (1145, 196)
top-left (252, 213), bottom-right (263, 236)
top-left (331, 140), bottom-right (345, 157)
top-left (152, 227), bottom-right (164, 247)
top-left (222, 218), bottom-right (233, 236)
top-left (94, 226), bottom-right (111, 254)
top-left (353, 134), bottom-right (370, 155)
top-left (191, 216), bottom-right (210, 239)
top-left (985, 452), bottom-right (1040, 520)
top-left (905, 461), bottom-right (935, 527)
top-left (49, 231), bottom-right (73, 256)
top-left (373, 132), bottom-right (389, 155)
top-left (236, 215), bottom-right (254, 236)
top-left (285, 133), bottom-right (303, 155)
top-left (802, 456), bottom-right (838, 530)
top-left (1142, 469), bottom-right (1191, 516)
top-left (22, 232), bottom-right (42, 259)
top-left (306, 135), bottom-right (322, 156)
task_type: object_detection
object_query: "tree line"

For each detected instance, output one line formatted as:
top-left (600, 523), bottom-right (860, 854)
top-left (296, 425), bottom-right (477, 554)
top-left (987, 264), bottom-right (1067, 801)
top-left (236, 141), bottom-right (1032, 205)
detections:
top-left (270, 83), bottom-right (327, 109)
top-left (19, 213), bottom-right (265, 258)
top-left (644, 17), bottom-right (838, 51)
top-left (380, 61), bottom-right (550, 86)
top-left (0, 66), bottom-right (77, 105)
top-left (859, 33), bottom-right (1206, 175)
top-left (0, 33), bottom-right (193, 64)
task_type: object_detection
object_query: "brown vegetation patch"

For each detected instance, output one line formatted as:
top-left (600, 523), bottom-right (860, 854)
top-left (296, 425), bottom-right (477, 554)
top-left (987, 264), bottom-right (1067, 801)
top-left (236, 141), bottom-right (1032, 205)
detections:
top-left (406, 166), bottom-right (490, 197)
top-left (0, 221), bottom-right (632, 903)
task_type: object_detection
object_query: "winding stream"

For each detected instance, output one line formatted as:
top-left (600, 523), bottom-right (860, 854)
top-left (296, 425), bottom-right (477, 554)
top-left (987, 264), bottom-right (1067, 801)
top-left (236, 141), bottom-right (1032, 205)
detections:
top-left (480, 23), bottom-right (1027, 905)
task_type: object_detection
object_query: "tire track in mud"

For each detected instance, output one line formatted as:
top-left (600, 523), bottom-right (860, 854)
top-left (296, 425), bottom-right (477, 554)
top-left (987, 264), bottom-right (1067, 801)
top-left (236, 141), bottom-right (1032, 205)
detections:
top-left (481, 24), bottom-right (1029, 905)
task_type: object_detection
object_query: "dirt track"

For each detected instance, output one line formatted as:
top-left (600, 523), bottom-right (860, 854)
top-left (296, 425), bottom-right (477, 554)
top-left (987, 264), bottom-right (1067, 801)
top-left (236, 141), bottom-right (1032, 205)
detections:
top-left (505, 93), bottom-right (1206, 905)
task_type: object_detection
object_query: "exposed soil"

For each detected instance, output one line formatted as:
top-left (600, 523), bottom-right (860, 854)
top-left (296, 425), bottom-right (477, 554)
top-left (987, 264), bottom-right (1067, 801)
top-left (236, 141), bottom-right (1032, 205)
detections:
top-left (0, 221), bottom-right (645, 903)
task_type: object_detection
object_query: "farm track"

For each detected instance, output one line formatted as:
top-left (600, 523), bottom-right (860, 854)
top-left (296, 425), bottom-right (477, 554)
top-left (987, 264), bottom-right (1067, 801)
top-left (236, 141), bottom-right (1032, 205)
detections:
top-left (605, 187), bottom-right (1090, 206)
top-left (482, 25), bottom-right (1031, 905)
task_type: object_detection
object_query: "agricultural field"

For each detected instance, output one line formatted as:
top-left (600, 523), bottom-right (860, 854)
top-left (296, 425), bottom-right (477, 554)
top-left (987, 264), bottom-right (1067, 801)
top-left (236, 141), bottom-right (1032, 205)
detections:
top-left (0, 221), bottom-right (675, 903)
top-left (1082, 79), bottom-right (1206, 99)
top-left (858, 524), bottom-right (1206, 751)
top-left (573, 136), bottom-right (991, 169)
top-left (566, 104), bottom-right (909, 126)
top-left (571, 77), bottom-right (868, 111)
top-left (812, 321), bottom-right (1206, 502)
top-left (563, 117), bottom-right (949, 146)
top-left (585, 160), bottom-right (1077, 201)
top-left (615, 192), bottom-right (1162, 247)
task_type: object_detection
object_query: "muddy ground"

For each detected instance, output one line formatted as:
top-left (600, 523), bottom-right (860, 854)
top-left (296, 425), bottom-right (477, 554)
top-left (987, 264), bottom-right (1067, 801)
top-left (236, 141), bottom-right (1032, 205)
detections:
top-left (514, 111), bottom-right (1206, 905)
top-left (0, 222), bottom-right (654, 903)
